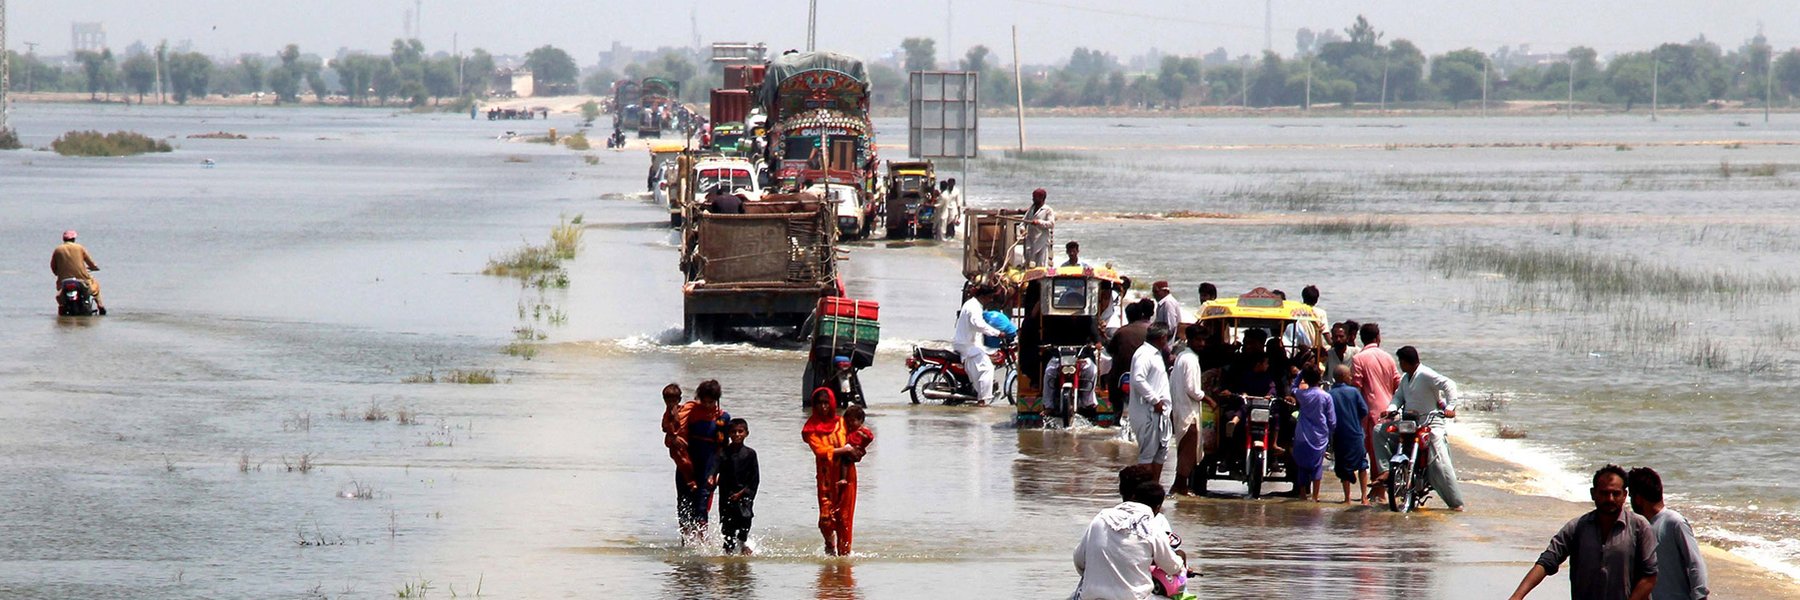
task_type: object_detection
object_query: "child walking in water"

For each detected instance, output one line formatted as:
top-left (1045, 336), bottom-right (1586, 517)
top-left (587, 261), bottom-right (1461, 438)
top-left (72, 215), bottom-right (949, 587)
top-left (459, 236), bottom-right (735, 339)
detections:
top-left (717, 418), bottom-right (759, 555)
top-left (839, 405), bottom-right (873, 490)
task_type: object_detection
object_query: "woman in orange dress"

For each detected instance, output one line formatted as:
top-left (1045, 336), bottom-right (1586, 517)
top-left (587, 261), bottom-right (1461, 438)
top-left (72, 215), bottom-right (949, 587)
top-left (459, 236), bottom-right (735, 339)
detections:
top-left (803, 388), bottom-right (864, 555)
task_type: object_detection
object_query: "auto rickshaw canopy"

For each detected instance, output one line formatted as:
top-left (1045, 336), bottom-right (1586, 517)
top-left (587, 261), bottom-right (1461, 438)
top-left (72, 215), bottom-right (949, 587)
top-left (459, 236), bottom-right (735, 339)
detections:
top-left (1197, 287), bottom-right (1323, 324)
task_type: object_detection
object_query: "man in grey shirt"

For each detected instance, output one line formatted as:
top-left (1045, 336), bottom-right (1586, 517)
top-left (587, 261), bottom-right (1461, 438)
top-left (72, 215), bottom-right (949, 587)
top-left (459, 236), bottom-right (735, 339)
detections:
top-left (1510, 465), bottom-right (1658, 600)
top-left (1629, 467), bottom-right (1709, 600)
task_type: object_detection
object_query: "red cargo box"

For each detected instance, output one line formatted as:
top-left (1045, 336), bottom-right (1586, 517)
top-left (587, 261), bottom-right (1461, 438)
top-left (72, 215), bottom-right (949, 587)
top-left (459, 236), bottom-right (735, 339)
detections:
top-left (711, 89), bottom-right (752, 124)
top-left (819, 297), bottom-right (879, 321)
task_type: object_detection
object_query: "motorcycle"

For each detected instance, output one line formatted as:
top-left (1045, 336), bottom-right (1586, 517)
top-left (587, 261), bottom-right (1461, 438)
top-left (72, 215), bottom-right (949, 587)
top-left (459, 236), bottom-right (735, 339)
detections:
top-left (803, 355), bottom-right (867, 409)
top-left (903, 343), bottom-right (1016, 405)
top-left (56, 278), bottom-right (99, 317)
top-left (1194, 394), bottom-right (1289, 499)
top-left (1044, 345), bottom-right (1097, 428)
top-left (1382, 409), bottom-right (1444, 513)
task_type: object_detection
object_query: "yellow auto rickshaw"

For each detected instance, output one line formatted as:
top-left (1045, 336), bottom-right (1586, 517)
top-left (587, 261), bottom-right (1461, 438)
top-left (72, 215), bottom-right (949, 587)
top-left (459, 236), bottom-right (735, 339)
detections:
top-left (1191, 287), bottom-right (1327, 498)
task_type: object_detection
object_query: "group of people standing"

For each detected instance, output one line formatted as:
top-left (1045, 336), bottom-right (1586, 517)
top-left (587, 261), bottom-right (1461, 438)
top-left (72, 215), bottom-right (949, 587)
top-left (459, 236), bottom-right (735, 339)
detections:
top-left (658, 380), bottom-right (874, 557)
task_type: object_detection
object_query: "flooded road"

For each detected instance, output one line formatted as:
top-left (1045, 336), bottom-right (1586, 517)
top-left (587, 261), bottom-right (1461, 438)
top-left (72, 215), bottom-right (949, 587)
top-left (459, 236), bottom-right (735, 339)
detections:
top-left (2, 105), bottom-right (1798, 598)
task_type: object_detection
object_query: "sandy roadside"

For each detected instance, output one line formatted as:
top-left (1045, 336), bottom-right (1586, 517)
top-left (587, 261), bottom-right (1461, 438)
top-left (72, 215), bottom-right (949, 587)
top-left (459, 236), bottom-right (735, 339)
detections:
top-left (1448, 439), bottom-right (1800, 597)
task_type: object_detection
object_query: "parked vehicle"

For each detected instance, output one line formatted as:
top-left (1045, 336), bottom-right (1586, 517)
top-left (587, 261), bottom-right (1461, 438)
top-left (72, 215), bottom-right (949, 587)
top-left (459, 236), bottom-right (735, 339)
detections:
top-left (804, 183), bottom-right (868, 240)
top-left (638, 77), bottom-right (679, 138)
top-left (56, 278), bottom-right (99, 317)
top-left (1383, 409), bottom-right (1445, 513)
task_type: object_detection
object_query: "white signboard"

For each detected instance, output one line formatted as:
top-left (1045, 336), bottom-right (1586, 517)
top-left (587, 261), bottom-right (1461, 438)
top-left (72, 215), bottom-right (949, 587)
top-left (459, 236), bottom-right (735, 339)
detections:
top-left (909, 71), bottom-right (978, 159)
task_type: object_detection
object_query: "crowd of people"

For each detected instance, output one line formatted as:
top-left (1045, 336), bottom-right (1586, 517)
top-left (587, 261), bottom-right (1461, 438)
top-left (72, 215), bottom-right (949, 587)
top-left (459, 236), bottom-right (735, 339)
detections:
top-left (658, 380), bottom-right (873, 557)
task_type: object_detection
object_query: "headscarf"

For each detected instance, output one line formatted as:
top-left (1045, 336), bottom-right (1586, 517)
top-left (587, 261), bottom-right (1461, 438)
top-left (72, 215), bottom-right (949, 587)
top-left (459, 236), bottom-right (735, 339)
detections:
top-left (802, 387), bottom-right (841, 436)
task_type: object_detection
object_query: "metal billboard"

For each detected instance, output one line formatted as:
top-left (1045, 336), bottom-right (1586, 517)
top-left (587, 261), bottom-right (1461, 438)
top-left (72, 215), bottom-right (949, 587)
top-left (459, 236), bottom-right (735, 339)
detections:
top-left (908, 71), bottom-right (978, 159)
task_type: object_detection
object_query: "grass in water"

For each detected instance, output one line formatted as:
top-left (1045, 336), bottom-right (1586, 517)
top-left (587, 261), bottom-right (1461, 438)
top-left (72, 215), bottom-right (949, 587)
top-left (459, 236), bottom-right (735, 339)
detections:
top-left (403, 369), bottom-right (499, 384)
top-left (1001, 149), bottom-right (1083, 161)
top-left (1429, 244), bottom-right (1796, 301)
top-left (564, 132), bottom-right (591, 151)
top-left (52, 130), bottom-right (173, 157)
top-left (485, 215), bottom-right (584, 279)
top-left (1291, 216), bottom-right (1410, 237)
top-left (0, 128), bottom-right (22, 150)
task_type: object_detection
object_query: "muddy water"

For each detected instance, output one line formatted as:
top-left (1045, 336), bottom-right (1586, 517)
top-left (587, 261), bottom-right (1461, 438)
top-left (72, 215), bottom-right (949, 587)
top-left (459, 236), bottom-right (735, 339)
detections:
top-left (1, 105), bottom-right (1796, 598)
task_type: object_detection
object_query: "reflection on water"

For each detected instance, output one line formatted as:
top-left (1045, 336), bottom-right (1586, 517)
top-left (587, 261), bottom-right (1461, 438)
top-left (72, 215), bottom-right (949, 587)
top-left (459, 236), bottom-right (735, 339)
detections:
top-left (814, 561), bottom-right (860, 600)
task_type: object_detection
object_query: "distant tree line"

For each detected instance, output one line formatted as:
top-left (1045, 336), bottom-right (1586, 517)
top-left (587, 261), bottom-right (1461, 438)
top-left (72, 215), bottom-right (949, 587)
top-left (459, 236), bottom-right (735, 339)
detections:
top-left (2, 39), bottom-right (588, 107)
top-left (877, 16), bottom-right (1800, 111)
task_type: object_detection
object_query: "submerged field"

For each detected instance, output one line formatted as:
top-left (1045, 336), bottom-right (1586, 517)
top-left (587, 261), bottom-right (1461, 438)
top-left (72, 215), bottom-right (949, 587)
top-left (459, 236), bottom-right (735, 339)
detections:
top-left (955, 114), bottom-right (1800, 580)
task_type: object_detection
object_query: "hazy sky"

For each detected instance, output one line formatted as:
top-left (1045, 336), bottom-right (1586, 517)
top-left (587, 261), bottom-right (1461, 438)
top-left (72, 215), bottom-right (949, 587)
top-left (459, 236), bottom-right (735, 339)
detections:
top-left (9, 0), bottom-right (1796, 64)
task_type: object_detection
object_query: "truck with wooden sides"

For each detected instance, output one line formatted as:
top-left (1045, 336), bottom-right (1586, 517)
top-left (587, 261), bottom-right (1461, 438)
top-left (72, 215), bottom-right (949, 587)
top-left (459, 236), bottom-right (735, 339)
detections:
top-left (679, 193), bottom-right (841, 341)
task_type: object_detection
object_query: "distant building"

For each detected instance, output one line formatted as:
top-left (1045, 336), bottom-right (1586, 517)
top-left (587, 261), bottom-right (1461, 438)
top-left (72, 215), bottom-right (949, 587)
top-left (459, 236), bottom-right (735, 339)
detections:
top-left (494, 67), bottom-right (534, 98)
top-left (71, 22), bottom-right (107, 54)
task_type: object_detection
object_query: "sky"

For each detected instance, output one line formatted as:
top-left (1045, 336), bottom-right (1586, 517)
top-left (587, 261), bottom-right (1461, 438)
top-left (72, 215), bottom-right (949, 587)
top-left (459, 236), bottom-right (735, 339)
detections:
top-left (7, 0), bottom-right (1797, 65)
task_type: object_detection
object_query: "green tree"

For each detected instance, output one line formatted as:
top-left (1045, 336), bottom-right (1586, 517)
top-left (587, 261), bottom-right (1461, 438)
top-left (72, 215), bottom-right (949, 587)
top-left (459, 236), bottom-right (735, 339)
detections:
top-left (464, 48), bottom-right (495, 96)
top-left (1603, 52), bottom-right (1654, 110)
top-left (306, 66), bottom-right (329, 102)
top-left (75, 49), bottom-right (116, 100)
top-left (1777, 50), bottom-right (1800, 99)
top-left (423, 55), bottom-right (458, 104)
top-left (270, 44), bottom-right (304, 103)
top-left (1157, 56), bottom-right (1188, 107)
top-left (167, 52), bottom-right (213, 104)
top-left (238, 54), bottom-right (266, 93)
top-left (524, 45), bottom-right (579, 94)
top-left (1384, 40), bottom-right (1428, 102)
top-left (1430, 48), bottom-right (1487, 105)
top-left (962, 45), bottom-right (990, 73)
top-left (121, 53), bottom-right (157, 103)
top-left (1648, 40), bottom-right (1727, 106)
top-left (1249, 51), bottom-right (1289, 106)
top-left (901, 37), bottom-right (938, 72)
top-left (582, 68), bottom-right (620, 96)
top-left (331, 53), bottom-right (378, 105)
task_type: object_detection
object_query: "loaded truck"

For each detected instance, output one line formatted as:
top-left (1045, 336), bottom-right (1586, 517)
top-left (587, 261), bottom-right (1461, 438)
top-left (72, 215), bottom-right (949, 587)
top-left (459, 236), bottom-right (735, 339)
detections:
top-left (759, 52), bottom-right (877, 193)
top-left (679, 193), bottom-right (841, 341)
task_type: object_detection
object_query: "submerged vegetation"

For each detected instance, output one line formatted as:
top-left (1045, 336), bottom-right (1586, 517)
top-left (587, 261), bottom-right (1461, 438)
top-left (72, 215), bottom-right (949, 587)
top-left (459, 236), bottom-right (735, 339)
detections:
top-left (403, 369), bottom-right (499, 384)
top-left (482, 214), bottom-right (584, 289)
top-left (0, 128), bottom-right (21, 150)
top-left (51, 130), bottom-right (173, 157)
top-left (1291, 216), bottom-right (1409, 237)
top-left (1429, 243), bottom-right (1795, 301)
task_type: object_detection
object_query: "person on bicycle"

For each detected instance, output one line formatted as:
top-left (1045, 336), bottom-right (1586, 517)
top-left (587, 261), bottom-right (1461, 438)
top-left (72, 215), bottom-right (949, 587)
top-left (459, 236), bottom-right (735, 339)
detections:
top-left (1373, 345), bottom-right (1466, 511)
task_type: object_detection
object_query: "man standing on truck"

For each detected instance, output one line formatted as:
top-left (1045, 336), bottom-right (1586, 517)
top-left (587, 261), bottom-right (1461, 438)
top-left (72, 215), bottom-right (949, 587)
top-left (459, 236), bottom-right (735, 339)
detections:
top-left (1023, 189), bottom-right (1056, 267)
top-left (954, 285), bottom-right (1007, 406)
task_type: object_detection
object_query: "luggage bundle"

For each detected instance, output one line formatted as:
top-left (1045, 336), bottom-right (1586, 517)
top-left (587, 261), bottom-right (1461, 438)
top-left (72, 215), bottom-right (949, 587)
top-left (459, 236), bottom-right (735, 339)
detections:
top-left (814, 297), bottom-right (880, 368)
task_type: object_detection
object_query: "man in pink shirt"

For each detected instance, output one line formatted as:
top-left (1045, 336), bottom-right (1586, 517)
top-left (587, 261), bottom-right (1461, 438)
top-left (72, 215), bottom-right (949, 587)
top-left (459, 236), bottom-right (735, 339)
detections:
top-left (1350, 322), bottom-right (1400, 498)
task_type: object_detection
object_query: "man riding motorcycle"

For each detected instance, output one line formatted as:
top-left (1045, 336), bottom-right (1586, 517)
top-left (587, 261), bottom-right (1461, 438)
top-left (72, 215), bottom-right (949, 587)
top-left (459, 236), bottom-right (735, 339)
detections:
top-left (51, 230), bottom-right (105, 315)
top-left (954, 284), bottom-right (1006, 406)
top-left (1371, 345), bottom-right (1465, 510)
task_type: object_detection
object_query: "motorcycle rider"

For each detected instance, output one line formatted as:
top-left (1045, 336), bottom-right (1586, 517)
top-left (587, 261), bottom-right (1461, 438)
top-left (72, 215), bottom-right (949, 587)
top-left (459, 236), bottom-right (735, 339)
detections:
top-left (954, 284), bottom-right (1007, 406)
top-left (51, 230), bottom-right (105, 315)
top-left (1373, 345), bottom-right (1465, 511)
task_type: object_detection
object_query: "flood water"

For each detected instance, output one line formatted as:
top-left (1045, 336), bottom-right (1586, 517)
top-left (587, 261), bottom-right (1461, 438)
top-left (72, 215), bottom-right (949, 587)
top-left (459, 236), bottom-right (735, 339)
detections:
top-left (2, 104), bottom-right (1798, 598)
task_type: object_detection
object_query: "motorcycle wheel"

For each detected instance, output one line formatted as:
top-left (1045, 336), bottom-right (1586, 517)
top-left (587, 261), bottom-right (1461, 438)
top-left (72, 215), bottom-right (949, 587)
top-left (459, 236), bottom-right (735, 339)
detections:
top-left (909, 366), bottom-right (948, 405)
top-left (1247, 448), bottom-right (1266, 499)
top-left (1389, 462), bottom-right (1414, 513)
top-left (1001, 365), bottom-right (1018, 405)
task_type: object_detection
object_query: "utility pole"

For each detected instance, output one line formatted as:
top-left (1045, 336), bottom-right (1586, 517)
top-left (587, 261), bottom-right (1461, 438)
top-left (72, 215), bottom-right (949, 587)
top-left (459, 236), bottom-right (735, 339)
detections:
top-left (1767, 53), bottom-right (1774, 124)
top-left (1651, 59), bottom-right (1658, 122)
top-left (1, 0), bottom-right (9, 133)
top-left (806, 0), bottom-right (818, 52)
top-left (1481, 60), bottom-right (1489, 117)
top-left (454, 32), bottom-right (462, 97)
top-left (1241, 56), bottom-right (1248, 109)
top-left (1263, 0), bottom-right (1272, 53)
top-left (1566, 60), bottom-right (1574, 119)
top-left (154, 40), bottom-right (165, 104)
top-left (1380, 58), bottom-right (1389, 112)
top-left (946, 0), bottom-right (953, 66)
top-left (1012, 25), bottom-right (1025, 151)
top-left (1303, 59), bottom-right (1311, 112)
